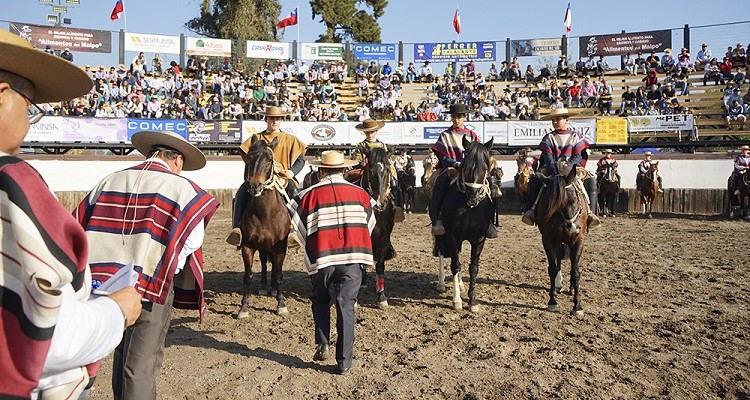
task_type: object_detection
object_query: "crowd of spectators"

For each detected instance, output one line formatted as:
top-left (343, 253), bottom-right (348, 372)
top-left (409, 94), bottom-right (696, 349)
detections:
top-left (35, 40), bottom-right (749, 127)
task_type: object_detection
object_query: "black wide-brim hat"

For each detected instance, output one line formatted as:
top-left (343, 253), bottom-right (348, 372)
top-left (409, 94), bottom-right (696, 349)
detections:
top-left (442, 103), bottom-right (471, 115)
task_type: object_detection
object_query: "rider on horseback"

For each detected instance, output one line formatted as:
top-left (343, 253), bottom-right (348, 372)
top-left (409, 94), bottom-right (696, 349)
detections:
top-left (227, 106), bottom-right (308, 246)
top-left (730, 145), bottom-right (750, 196)
top-left (514, 147), bottom-right (538, 188)
top-left (636, 151), bottom-right (663, 193)
top-left (431, 103), bottom-right (498, 239)
top-left (596, 149), bottom-right (621, 186)
top-left (521, 107), bottom-right (602, 228)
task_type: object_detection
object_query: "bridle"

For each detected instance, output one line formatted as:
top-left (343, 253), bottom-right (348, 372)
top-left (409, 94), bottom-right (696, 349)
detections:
top-left (246, 147), bottom-right (283, 198)
top-left (559, 182), bottom-right (583, 233)
top-left (457, 161), bottom-right (490, 208)
top-left (362, 159), bottom-right (391, 210)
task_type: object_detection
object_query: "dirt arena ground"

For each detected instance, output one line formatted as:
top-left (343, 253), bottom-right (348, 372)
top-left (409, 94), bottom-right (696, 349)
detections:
top-left (89, 207), bottom-right (750, 400)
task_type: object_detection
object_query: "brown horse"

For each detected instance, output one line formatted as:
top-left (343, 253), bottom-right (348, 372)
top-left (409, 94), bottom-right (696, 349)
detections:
top-left (537, 165), bottom-right (587, 315)
top-left (598, 163), bottom-right (620, 217)
top-left (638, 162), bottom-right (660, 218)
top-left (729, 170), bottom-right (750, 219)
top-left (488, 162), bottom-right (504, 227)
top-left (398, 157), bottom-right (416, 214)
top-left (237, 136), bottom-right (290, 317)
top-left (515, 161), bottom-right (532, 211)
top-left (421, 157), bottom-right (437, 209)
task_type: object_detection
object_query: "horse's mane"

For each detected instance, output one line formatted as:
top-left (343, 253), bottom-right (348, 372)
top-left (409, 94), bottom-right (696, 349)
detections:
top-left (248, 137), bottom-right (270, 154)
top-left (366, 147), bottom-right (389, 168)
top-left (541, 175), bottom-right (571, 222)
top-left (462, 141), bottom-right (490, 181)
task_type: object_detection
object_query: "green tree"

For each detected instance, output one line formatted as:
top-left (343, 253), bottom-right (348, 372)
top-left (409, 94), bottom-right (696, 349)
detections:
top-left (310, 0), bottom-right (388, 43)
top-left (186, 0), bottom-right (282, 42)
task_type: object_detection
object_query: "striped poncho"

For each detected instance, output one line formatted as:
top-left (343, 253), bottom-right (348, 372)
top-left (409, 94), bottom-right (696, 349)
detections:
top-left (0, 157), bottom-right (90, 398)
top-left (431, 126), bottom-right (480, 174)
top-left (538, 129), bottom-right (589, 176)
top-left (74, 161), bottom-right (219, 314)
top-left (288, 175), bottom-right (376, 274)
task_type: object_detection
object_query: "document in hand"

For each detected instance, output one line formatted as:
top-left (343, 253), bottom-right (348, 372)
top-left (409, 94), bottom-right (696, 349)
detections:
top-left (92, 261), bottom-right (139, 296)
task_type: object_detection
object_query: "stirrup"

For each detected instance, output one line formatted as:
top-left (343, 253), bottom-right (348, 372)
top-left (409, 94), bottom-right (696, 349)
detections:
top-left (226, 227), bottom-right (241, 246)
top-left (485, 224), bottom-right (498, 239)
top-left (431, 220), bottom-right (445, 235)
top-left (735, 189), bottom-right (741, 196)
top-left (521, 209), bottom-right (536, 226)
top-left (394, 206), bottom-right (406, 223)
top-left (587, 214), bottom-right (601, 229)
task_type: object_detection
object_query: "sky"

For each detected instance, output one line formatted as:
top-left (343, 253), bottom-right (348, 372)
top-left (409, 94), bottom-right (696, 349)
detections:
top-left (2, 0), bottom-right (749, 68)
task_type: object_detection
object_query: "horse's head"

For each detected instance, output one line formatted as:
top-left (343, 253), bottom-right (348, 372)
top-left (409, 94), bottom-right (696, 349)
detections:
top-left (405, 156), bottom-right (416, 176)
top-left (362, 146), bottom-right (391, 208)
top-left (459, 136), bottom-right (493, 208)
top-left (245, 136), bottom-right (277, 197)
top-left (489, 166), bottom-right (504, 198)
top-left (647, 161), bottom-right (659, 179)
top-left (539, 166), bottom-right (585, 235)
top-left (604, 163), bottom-right (617, 182)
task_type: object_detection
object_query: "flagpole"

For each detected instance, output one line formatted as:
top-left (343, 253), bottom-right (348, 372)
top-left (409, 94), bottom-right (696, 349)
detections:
top-left (297, 6), bottom-right (300, 52)
top-left (122, 0), bottom-right (128, 33)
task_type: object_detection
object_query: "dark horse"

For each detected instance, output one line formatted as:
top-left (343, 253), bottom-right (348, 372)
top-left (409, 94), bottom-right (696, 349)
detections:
top-left (398, 157), bottom-right (416, 214)
top-left (537, 165), bottom-right (587, 315)
top-left (598, 163), bottom-right (620, 217)
top-left (237, 137), bottom-right (290, 317)
top-left (488, 163), bottom-right (504, 227)
top-left (302, 166), bottom-right (320, 189)
top-left (729, 169), bottom-right (750, 219)
top-left (359, 147), bottom-right (396, 308)
top-left (434, 137), bottom-right (495, 312)
top-left (638, 162), bottom-right (660, 219)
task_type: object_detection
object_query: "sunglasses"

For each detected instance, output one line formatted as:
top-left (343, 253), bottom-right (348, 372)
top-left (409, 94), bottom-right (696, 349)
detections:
top-left (10, 86), bottom-right (44, 124)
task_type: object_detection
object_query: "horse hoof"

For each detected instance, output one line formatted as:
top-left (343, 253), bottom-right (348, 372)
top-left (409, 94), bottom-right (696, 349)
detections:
top-left (555, 286), bottom-right (562, 295)
top-left (469, 305), bottom-right (480, 313)
top-left (354, 301), bottom-right (359, 311)
top-left (647, 214), bottom-right (653, 219)
top-left (237, 310), bottom-right (250, 319)
top-left (377, 300), bottom-right (389, 309)
top-left (453, 302), bottom-right (463, 311)
top-left (270, 290), bottom-right (277, 297)
top-left (573, 309), bottom-right (584, 318)
top-left (277, 307), bottom-right (289, 316)
top-left (258, 289), bottom-right (267, 296)
top-left (437, 284), bottom-right (446, 293)
top-left (547, 304), bottom-right (559, 312)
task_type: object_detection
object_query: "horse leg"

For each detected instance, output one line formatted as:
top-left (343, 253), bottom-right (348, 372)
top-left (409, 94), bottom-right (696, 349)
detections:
top-left (543, 241), bottom-right (560, 312)
top-left (569, 242), bottom-right (584, 316)
top-left (451, 257), bottom-right (463, 311)
top-left (272, 249), bottom-right (288, 315)
top-left (238, 245), bottom-right (256, 319)
top-left (258, 251), bottom-right (269, 295)
top-left (467, 238), bottom-right (486, 313)
top-left (375, 259), bottom-right (388, 309)
top-left (437, 255), bottom-right (446, 292)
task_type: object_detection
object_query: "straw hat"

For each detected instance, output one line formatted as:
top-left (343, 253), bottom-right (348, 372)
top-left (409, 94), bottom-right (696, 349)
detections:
top-left (541, 107), bottom-right (577, 120)
top-left (0, 29), bottom-right (91, 102)
top-left (644, 151), bottom-right (653, 156)
top-left (131, 130), bottom-right (206, 171)
top-left (260, 105), bottom-right (289, 117)
top-left (740, 145), bottom-right (750, 151)
top-left (604, 149), bottom-right (613, 153)
top-left (355, 119), bottom-right (385, 132)
top-left (308, 150), bottom-right (358, 169)
top-left (664, 48), bottom-right (672, 54)
top-left (118, 63), bottom-right (127, 71)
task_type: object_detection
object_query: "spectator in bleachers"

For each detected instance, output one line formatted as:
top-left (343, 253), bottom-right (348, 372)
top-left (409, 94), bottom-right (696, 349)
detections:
top-left (546, 81), bottom-right (561, 105)
top-left (357, 73), bottom-right (370, 97)
top-left (677, 55), bottom-right (694, 73)
top-left (620, 85), bottom-right (637, 114)
top-left (321, 79), bottom-right (336, 103)
top-left (515, 91), bottom-right (530, 115)
top-left (524, 65), bottom-right (535, 84)
top-left (152, 53), bottom-right (164, 74)
top-left (596, 55), bottom-right (610, 77)
top-left (509, 57), bottom-right (522, 81)
top-left (556, 55), bottom-right (570, 79)
top-left (366, 61), bottom-right (379, 82)
top-left (392, 61), bottom-right (405, 82)
top-left (720, 57), bottom-right (734, 81)
top-left (207, 96), bottom-right (223, 119)
top-left (732, 43), bottom-right (746, 65)
top-left (566, 79), bottom-right (582, 108)
top-left (623, 53), bottom-right (636, 75)
top-left (661, 49), bottom-right (676, 74)
top-left (733, 67), bottom-right (746, 87)
top-left (498, 61), bottom-right (509, 81)
top-left (696, 43), bottom-right (712, 68)
top-left (642, 68), bottom-right (658, 87)
top-left (60, 47), bottom-right (73, 62)
top-left (297, 60), bottom-right (309, 84)
top-left (645, 50), bottom-right (660, 71)
top-left (725, 46), bottom-right (734, 62)
top-left (550, 96), bottom-right (564, 110)
top-left (635, 51), bottom-right (648, 75)
top-left (597, 87), bottom-right (613, 115)
top-left (584, 55), bottom-right (596, 75)
top-left (644, 84), bottom-right (661, 109)
top-left (496, 99), bottom-right (511, 120)
top-left (660, 83), bottom-right (677, 111)
top-left (465, 60), bottom-right (477, 80)
top-left (575, 56), bottom-right (586, 77)
top-left (488, 62), bottom-right (499, 81)
top-left (404, 62), bottom-right (416, 83)
top-left (726, 99), bottom-right (746, 129)
top-left (479, 100), bottom-right (495, 120)
top-left (419, 61), bottom-right (433, 83)
top-left (334, 61), bottom-right (347, 83)
top-left (581, 79), bottom-right (597, 108)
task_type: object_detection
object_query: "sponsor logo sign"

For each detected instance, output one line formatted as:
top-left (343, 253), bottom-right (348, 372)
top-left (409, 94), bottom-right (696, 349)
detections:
top-left (414, 41), bottom-right (496, 63)
top-left (186, 37), bottom-right (232, 57)
top-left (246, 40), bottom-right (290, 59)
top-left (9, 22), bottom-right (111, 53)
top-left (628, 114), bottom-right (693, 132)
top-left (125, 32), bottom-right (180, 54)
top-left (311, 124), bottom-right (336, 141)
top-left (353, 43), bottom-right (397, 60)
top-left (579, 30), bottom-right (672, 57)
top-left (126, 119), bottom-right (188, 140)
top-left (301, 43), bottom-right (343, 60)
top-left (511, 38), bottom-right (562, 57)
top-left (187, 120), bottom-right (242, 143)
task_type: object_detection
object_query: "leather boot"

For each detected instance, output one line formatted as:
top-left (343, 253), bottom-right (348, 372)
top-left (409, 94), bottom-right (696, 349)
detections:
top-left (485, 223), bottom-right (498, 238)
top-left (585, 177), bottom-right (601, 229)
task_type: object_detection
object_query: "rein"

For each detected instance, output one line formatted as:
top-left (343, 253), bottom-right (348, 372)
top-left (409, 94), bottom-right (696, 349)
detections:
top-left (362, 161), bottom-right (391, 209)
top-left (246, 148), bottom-right (289, 201)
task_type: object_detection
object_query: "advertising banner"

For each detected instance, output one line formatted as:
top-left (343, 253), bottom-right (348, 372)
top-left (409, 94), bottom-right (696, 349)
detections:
top-left (241, 121), bottom-right (352, 145)
top-left (245, 40), bottom-right (291, 60)
top-left (511, 38), bottom-right (562, 57)
top-left (124, 33), bottom-right (181, 54)
top-left (126, 119), bottom-right (188, 140)
top-left (187, 120), bottom-right (242, 143)
top-left (26, 117), bottom-right (64, 142)
top-left (186, 37), bottom-right (231, 57)
top-left (9, 22), bottom-right (111, 53)
top-left (507, 119), bottom-right (597, 146)
top-left (353, 43), bottom-right (397, 61)
top-left (24, 117), bottom-right (128, 142)
top-left (483, 121), bottom-right (509, 145)
top-left (413, 41), bottom-right (496, 63)
top-left (627, 114), bottom-right (694, 132)
top-left (579, 30), bottom-right (672, 57)
top-left (300, 43), bottom-right (343, 60)
top-left (596, 118), bottom-right (629, 144)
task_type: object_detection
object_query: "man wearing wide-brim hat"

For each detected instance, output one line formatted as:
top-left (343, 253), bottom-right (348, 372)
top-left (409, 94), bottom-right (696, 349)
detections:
top-left (595, 148), bottom-right (621, 188)
top-left (76, 130), bottom-right (219, 399)
top-left (521, 107), bottom-right (602, 228)
top-left (227, 105), bottom-right (307, 246)
top-left (430, 103), bottom-right (498, 238)
top-left (0, 28), bottom-right (143, 399)
top-left (636, 150), bottom-right (663, 193)
top-left (287, 150), bottom-right (376, 375)
top-left (729, 145), bottom-right (750, 196)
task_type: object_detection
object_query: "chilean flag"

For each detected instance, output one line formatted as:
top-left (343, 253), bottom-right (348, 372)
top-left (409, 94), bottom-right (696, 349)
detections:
top-left (452, 9), bottom-right (461, 34)
top-left (563, 2), bottom-right (572, 33)
top-left (277, 8), bottom-right (298, 30)
top-left (110, 0), bottom-right (124, 21)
